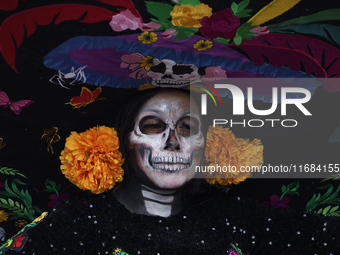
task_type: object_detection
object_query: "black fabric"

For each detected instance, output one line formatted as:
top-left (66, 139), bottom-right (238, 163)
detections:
top-left (3, 187), bottom-right (340, 255)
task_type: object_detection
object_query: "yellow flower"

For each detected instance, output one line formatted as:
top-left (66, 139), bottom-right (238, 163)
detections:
top-left (138, 31), bottom-right (158, 44)
top-left (0, 210), bottom-right (8, 222)
top-left (171, 4), bottom-right (212, 28)
top-left (193, 40), bottom-right (213, 51)
top-left (60, 126), bottom-right (124, 194)
top-left (139, 55), bottom-right (154, 71)
top-left (33, 212), bottom-right (48, 223)
top-left (15, 219), bottom-right (27, 228)
top-left (205, 125), bottom-right (264, 186)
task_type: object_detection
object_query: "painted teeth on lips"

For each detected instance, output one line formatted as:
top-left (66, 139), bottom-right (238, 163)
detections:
top-left (151, 156), bottom-right (190, 164)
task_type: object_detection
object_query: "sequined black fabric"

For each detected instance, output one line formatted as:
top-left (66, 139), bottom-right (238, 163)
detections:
top-left (4, 188), bottom-right (340, 255)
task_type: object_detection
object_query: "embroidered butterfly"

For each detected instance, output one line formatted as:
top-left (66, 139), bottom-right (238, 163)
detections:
top-left (0, 91), bottom-right (34, 115)
top-left (66, 87), bottom-right (105, 108)
top-left (41, 127), bottom-right (61, 154)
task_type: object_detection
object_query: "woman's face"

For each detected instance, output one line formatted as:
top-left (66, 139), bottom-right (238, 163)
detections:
top-left (128, 90), bottom-right (205, 189)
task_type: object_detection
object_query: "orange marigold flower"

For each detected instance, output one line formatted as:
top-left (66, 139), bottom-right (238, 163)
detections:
top-left (60, 126), bottom-right (124, 194)
top-left (205, 125), bottom-right (263, 186)
top-left (171, 4), bottom-right (212, 28)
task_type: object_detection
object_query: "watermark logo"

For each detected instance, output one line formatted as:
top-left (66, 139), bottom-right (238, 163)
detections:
top-left (192, 78), bottom-right (314, 128)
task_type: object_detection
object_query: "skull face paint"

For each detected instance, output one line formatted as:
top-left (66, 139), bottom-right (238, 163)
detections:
top-left (147, 59), bottom-right (202, 87)
top-left (128, 90), bottom-right (205, 189)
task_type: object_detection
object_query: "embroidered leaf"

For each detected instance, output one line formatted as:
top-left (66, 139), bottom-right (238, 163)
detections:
top-left (328, 124), bottom-right (340, 143)
top-left (0, 167), bottom-right (26, 178)
top-left (0, 4), bottom-right (117, 72)
top-left (267, 9), bottom-right (340, 28)
top-left (237, 0), bottom-right (250, 11)
top-left (175, 27), bottom-right (198, 41)
top-left (306, 184), bottom-right (340, 212)
top-left (214, 37), bottom-right (230, 46)
top-left (322, 174), bottom-right (340, 182)
top-left (280, 181), bottom-right (299, 199)
top-left (233, 34), bottom-right (242, 46)
top-left (231, 0), bottom-right (251, 18)
top-left (231, 33), bottom-right (340, 91)
top-left (237, 22), bottom-right (256, 40)
top-left (269, 24), bottom-right (340, 49)
top-left (43, 179), bottom-right (61, 196)
top-left (330, 205), bottom-right (340, 213)
top-left (150, 18), bottom-right (174, 31)
top-left (231, 2), bottom-right (238, 14)
top-left (180, 0), bottom-right (201, 6)
top-left (0, 179), bottom-right (41, 221)
top-left (315, 205), bottom-right (340, 217)
top-left (145, 1), bottom-right (173, 20)
top-left (0, 198), bottom-right (26, 220)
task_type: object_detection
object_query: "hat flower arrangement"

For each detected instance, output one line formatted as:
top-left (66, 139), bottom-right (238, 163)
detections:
top-left (110, 0), bottom-right (268, 47)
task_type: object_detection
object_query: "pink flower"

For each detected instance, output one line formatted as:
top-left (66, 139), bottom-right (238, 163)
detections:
top-left (263, 195), bottom-right (290, 209)
top-left (250, 26), bottom-right (269, 36)
top-left (47, 193), bottom-right (70, 208)
top-left (202, 66), bottom-right (227, 80)
top-left (161, 29), bottom-right (177, 39)
top-left (199, 8), bottom-right (240, 39)
top-left (121, 53), bottom-right (150, 79)
top-left (110, 9), bottom-right (160, 32)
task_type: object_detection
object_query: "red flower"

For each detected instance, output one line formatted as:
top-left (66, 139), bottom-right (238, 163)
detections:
top-left (263, 195), bottom-right (290, 209)
top-left (199, 8), bottom-right (240, 40)
top-left (13, 234), bottom-right (25, 248)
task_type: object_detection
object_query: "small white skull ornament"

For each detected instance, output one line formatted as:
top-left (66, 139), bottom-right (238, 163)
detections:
top-left (147, 59), bottom-right (202, 87)
top-left (128, 90), bottom-right (205, 189)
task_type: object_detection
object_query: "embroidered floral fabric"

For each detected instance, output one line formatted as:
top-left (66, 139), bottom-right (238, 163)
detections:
top-left (0, 0), bottom-right (340, 252)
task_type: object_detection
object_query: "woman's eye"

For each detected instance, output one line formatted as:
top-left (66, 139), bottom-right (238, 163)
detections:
top-left (139, 117), bottom-right (166, 134)
top-left (177, 117), bottom-right (199, 137)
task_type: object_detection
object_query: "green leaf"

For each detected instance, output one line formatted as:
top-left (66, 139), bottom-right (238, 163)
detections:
top-left (237, 0), bottom-right (250, 11)
top-left (236, 22), bottom-right (257, 40)
top-left (317, 208), bottom-right (323, 214)
top-left (236, 9), bottom-right (252, 18)
top-left (145, 1), bottom-right (174, 20)
top-left (231, 2), bottom-right (238, 14)
top-left (214, 37), bottom-right (230, 46)
top-left (306, 184), bottom-right (340, 212)
top-left (175, 27), bottom-right (198, 41)
top-left (287, 181), bottom-right (300, 191)
top-left (0, 166), bottom-right (27, 178)
top-left (323, 205), bottom-right (331, 214)
top-left (0, 198), bottom-right (7, 204)
top-left (322, 174), bottom-right (340, 182)
top-left (180, 0), bottom-right (201, 6)
top-left (233, 34), bottom-right (242, 46)
top-left (330, 205), bottom-right (339, 213)
top-left (268, 9), bottom-right (340, 29)
top-left (150, 18), bottom-right (174, 31)
top-left (281, 185), bottom-right (287, 194)
top-left (8, 198), bottom-right (14, 206)
top-left (328, 124), bottom-right (340, 143)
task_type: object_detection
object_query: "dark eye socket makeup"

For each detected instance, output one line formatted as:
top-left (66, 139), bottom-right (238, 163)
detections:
top-left (139, 116), bottom-right (199, 137)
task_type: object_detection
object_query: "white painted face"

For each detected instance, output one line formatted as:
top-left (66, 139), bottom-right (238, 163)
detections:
top-left (128, 90), bottom-right (205, 189)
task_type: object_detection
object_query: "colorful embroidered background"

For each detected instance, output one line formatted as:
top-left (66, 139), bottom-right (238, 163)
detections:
top-left (1, 0), bottom-right (340, 245)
